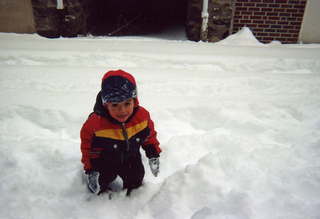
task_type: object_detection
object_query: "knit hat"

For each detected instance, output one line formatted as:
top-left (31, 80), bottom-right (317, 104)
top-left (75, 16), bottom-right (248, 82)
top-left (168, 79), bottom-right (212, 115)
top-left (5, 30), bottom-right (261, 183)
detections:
top-left (101, 70), bottom-right (137, 104)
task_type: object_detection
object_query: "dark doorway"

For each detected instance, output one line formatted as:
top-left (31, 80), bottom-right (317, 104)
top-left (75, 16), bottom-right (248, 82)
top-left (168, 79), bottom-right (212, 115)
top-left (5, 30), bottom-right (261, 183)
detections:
top-left (87, 0), bottom-right (188, 38)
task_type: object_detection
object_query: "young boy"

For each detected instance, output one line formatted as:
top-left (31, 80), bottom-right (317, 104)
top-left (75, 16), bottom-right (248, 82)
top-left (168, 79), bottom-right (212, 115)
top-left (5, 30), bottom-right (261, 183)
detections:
top-left (80, 69), bottom-right (161, 195)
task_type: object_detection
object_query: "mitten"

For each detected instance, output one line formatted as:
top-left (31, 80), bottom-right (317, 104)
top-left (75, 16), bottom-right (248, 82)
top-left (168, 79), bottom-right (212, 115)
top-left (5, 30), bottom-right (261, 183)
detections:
top-left (149, 157), bottom-right (160, 177)
top-left (86, 171), bottom-right (100, 194)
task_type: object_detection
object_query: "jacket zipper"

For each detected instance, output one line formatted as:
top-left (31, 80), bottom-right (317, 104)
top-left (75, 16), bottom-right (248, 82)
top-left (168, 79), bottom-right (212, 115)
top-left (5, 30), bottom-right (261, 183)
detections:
top-left (121, 123), bottom-right (130, 152)
top-left (120, 123), bottom-right (130, 164)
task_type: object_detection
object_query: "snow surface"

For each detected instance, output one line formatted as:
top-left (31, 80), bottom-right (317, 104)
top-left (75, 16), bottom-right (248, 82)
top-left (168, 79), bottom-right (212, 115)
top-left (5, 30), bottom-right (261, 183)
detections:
top-left (1, 28), bottom-right (320, 219)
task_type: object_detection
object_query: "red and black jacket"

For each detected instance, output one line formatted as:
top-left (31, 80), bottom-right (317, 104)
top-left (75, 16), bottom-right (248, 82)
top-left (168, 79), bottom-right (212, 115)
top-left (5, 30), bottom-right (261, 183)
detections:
top-left (80, 92), bottom-right (161, 171)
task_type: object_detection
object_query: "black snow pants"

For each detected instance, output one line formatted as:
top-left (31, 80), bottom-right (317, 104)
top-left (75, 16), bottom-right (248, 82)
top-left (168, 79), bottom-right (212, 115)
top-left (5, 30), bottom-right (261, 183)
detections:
top-left (92, 153), bottom-right (145, 193)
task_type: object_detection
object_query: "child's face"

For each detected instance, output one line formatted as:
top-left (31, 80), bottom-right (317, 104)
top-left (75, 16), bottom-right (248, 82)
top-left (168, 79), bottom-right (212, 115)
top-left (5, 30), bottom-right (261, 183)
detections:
top-left (106, 98), bottom-right (135, 123)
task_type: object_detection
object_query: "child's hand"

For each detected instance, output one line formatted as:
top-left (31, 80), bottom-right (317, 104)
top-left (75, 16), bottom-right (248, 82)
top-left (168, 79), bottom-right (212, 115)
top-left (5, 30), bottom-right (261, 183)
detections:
top-left (149, 158), bottom-right (160, 177)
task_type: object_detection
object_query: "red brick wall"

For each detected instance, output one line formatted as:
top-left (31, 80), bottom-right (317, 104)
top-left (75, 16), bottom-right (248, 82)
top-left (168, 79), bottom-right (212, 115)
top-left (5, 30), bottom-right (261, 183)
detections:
top-left (232, 0), bottom-right (307, 43)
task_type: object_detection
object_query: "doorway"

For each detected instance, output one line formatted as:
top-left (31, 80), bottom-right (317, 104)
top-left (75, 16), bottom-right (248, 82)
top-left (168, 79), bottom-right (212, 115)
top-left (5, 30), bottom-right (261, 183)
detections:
top-left (87, 0), bottom-right (188, 39)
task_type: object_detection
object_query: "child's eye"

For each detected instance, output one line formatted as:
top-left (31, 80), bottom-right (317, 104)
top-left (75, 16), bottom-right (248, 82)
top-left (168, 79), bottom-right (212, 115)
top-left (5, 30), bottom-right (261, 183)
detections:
top-left (111, 103), bottom-right (118, 107)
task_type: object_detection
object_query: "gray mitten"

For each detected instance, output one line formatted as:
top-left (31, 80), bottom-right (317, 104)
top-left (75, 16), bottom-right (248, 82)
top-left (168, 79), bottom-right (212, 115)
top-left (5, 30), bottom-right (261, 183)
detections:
top-left (149, 157), bottom-right (160, 177)
top-left (86, 171), bottom-right (100, 194)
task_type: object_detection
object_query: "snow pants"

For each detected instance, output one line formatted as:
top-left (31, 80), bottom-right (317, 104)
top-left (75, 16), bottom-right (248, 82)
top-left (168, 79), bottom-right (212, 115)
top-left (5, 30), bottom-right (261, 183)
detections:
top-left (92, 154), bottom-right (145, 193)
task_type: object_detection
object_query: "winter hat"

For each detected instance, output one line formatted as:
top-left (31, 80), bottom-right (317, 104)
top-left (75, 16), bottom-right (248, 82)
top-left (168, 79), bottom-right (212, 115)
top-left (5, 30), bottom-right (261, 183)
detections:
top-left (101, 70), bottom-right (137, 104)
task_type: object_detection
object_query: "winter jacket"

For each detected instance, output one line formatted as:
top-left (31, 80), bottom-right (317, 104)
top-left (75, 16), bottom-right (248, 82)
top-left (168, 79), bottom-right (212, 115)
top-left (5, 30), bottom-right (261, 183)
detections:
top-left (80, 92), bottom-right (161, 171)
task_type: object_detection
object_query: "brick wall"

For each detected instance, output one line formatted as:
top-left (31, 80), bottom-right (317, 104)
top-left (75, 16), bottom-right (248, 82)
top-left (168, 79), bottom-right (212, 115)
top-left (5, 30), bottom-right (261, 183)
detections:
top-left (232, 0), bottom-right (307, 43)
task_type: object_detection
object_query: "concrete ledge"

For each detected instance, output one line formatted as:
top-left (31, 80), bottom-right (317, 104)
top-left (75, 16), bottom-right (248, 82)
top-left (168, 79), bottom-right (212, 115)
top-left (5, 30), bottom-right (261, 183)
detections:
top-left (0, 0), bottom-right (35, 33)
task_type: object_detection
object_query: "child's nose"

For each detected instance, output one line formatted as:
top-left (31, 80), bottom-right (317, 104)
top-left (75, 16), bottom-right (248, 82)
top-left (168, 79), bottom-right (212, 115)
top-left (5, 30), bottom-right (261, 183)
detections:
top-left (118, 105), bottom-right (126, 113)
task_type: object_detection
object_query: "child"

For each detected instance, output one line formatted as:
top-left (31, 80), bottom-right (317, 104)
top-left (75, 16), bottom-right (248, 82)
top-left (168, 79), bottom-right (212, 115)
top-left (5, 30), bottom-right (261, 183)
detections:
top-left (80, 69), bottom-right (161, 195)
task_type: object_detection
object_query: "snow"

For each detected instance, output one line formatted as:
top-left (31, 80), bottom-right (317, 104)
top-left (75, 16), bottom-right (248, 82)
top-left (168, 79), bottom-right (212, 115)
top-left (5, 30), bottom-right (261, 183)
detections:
top-left (1, 28), bottom-right (320, 219)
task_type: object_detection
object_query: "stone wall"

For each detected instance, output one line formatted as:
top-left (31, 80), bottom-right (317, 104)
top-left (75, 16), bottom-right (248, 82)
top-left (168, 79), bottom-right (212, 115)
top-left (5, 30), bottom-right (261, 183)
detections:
top-left (207, 0), bottom-right (234, 42)
top-left (186, 0), bottom-right (234, 42)
top-left (31, 0), bottom-right (88, 38)
top-left (186, 0), bottom-right (202, 41)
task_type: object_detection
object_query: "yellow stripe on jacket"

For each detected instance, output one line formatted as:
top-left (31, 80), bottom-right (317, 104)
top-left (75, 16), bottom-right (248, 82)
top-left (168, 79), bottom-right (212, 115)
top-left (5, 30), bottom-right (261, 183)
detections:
top-left (95, 120), bottom-right (148, 140)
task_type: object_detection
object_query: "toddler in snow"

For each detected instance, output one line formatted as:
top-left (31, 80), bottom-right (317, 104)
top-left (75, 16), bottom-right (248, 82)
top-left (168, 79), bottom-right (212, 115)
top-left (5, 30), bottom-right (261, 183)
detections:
top-left (80, 69), bottom-right (161, 196)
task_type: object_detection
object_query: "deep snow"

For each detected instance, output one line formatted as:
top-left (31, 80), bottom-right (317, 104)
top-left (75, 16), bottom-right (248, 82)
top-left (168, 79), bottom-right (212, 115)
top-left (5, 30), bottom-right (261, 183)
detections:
top-left (0, 28), bottom-right (320, 219)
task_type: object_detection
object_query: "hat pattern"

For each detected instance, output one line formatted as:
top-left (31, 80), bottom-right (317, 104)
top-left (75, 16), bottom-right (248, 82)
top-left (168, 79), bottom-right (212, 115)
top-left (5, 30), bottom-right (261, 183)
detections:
top-left (101, 75), bottom-right (137, 104)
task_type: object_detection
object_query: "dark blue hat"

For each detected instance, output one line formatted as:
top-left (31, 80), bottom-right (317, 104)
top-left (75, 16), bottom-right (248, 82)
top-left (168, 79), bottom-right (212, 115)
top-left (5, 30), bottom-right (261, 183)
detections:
top-left (101, 75), bottom-right (137, 104)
